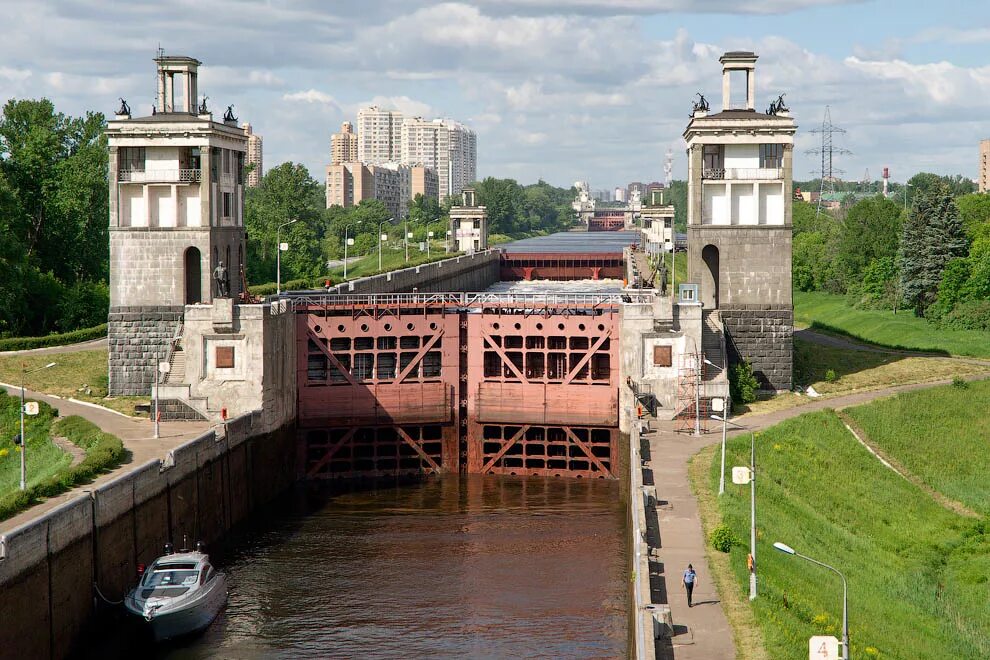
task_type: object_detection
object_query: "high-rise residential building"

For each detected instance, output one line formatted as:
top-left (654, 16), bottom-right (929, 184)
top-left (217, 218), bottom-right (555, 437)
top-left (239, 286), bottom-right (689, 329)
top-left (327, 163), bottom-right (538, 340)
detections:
top-left (614, 187), bottom-right (626, 203)
top-left (331, 121), bottom-right (358, 165)
top-left (401, 117), bottom-right (477, 199)
top-left (980, 139), bottom-right (990, 193)
top-left (357, 106), bottom-right (403, 164)
top-left (331, 121), bottom-right (357, 164)
top-left (411, 165), bottom-right (439, 203)
top-left (242, 123), bottom-right (262, 187)
top-left (325, 161), bottom-right (409, 219)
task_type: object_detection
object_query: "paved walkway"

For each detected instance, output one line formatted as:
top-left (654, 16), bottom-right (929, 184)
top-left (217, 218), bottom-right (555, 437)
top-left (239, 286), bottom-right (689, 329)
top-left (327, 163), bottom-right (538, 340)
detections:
top-left (0, 337), bottom-right (107, 355)
top-left (642, 370), bottom-right (990, 659)
top-left (0, 384), bottom-right (211, 534)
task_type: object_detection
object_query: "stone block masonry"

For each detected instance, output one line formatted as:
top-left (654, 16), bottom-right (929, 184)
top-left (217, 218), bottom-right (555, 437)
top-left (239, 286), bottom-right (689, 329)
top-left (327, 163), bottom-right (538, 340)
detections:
top-left (720, 305), bottom-right (793, 391)
top-left (108, 305), bottom-right (184, 396)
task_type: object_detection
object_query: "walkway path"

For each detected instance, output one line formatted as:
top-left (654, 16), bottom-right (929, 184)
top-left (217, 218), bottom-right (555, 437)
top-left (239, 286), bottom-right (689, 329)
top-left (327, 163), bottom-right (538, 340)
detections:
top-left (0, 384), bottom-right (211, 534)
top-left (0, 337), bottom-right (107, 355)
top-left (642, 370), bottom-right (990, 659)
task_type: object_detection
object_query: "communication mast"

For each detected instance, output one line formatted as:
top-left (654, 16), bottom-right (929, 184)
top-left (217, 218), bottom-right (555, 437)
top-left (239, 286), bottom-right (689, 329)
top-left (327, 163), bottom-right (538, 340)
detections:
top-left (664, 149), bottom-right (673, 187)
top-left (806, 105), bottom-right (851, 215)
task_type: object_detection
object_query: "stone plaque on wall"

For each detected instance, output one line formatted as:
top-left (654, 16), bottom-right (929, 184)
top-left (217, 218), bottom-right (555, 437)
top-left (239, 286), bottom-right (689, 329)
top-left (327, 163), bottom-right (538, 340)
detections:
top-left (216, 346), bottom-right (235, 368)
top-left (653, 345), bottom-right (672, 367)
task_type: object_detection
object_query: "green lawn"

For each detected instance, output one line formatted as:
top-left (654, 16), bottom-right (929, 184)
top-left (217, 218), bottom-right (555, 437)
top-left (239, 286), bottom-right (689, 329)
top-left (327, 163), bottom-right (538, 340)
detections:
top-left (846, 380), bottom-right (990, 516)
top-left (794, 291), bottom-right (990, 357)
top-left (705, 407), bottom-right (990, 659)
top-left (0, 391), bottom-right (69, 497)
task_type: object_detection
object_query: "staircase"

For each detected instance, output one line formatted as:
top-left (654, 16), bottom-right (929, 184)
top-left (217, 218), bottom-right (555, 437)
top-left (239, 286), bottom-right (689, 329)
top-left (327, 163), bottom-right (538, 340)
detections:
top-left (163, 344), bottom-right (186, 384)
top-left (702, 310), bottom-right (724, 381)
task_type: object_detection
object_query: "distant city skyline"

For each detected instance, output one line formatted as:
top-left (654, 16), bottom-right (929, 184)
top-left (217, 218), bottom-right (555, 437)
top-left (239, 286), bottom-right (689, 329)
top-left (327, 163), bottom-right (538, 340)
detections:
top-left (1, 1), bottom-right (987, 187)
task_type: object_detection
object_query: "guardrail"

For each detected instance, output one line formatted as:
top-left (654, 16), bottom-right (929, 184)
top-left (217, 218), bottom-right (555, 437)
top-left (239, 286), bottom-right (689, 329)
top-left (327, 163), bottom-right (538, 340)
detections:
top-left (703, 167), bottom-right (781, 181)
top-left (118, 169), bottom-right (201, 183)
top-left (278, 290), bottom-right (656, 309)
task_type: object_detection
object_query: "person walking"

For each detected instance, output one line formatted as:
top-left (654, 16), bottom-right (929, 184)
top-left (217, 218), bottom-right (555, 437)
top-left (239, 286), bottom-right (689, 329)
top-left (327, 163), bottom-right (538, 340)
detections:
top-left (683, 564), bottom-right (698, 607)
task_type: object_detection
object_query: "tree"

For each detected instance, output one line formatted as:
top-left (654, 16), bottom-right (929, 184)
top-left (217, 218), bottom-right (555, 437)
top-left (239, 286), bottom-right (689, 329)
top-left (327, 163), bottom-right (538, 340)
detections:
top-left (955, 193), bottom-right (990, 240)
top-left (898, 183), bottom-right (968, 315)
top-left (244, 162), bottom-right (324, 284)
top-left (834, 196), bottom-right (903, 289)
top-left (474, 177), bottom-right (524, 234)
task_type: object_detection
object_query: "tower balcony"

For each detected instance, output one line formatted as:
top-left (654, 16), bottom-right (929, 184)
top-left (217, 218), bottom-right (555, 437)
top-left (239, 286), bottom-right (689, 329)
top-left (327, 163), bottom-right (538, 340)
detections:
top-left (702, 167), bottom-right (782, 181)
top-left (119, 168), bottom-right (202, 183)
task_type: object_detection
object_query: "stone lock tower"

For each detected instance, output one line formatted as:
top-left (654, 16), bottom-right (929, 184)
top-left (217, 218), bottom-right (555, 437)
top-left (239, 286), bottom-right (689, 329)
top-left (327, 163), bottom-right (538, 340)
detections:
top-left (106, 54), bottom-right (248, 395)
top-left (684, 52), bottom-right (796, 390)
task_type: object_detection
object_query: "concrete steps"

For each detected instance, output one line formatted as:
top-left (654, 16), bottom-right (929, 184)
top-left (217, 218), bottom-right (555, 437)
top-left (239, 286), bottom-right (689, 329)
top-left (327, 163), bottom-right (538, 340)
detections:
top-left (164, 347), bottom-right (185, 384)
top-left (702, 311), bottom-right (723, 381)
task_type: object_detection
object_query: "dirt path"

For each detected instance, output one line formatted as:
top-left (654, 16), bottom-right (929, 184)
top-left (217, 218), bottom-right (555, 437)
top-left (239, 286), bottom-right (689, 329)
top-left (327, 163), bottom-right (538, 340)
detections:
top-left (796, 328), bottom-right (990, 365)
top-left (50, 436), bottom-right (86, 467)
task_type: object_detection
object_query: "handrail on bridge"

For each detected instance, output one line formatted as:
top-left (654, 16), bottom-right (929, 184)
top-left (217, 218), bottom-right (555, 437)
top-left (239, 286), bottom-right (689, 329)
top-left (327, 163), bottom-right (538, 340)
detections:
top-left (276, 290), bottom-right (656, 309)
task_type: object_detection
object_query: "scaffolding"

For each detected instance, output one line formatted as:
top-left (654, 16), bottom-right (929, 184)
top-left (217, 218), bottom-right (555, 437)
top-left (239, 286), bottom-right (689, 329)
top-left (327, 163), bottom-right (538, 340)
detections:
top-left (674, 351), bottom-right (710, 434)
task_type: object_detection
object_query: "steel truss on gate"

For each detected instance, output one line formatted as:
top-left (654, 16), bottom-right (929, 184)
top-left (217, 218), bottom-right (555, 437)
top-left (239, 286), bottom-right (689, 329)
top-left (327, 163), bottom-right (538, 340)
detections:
top-left (303, 424), bottom-right (446, 479)
top-left (674, 351), bottom-right (710, 434)
top-left (472, 423), bottom-right (617, 478)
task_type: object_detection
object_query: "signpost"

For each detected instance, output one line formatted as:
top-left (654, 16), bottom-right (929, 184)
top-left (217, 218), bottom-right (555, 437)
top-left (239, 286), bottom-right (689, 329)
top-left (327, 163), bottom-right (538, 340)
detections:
top-left (809, 636), bottom-right (839, 660)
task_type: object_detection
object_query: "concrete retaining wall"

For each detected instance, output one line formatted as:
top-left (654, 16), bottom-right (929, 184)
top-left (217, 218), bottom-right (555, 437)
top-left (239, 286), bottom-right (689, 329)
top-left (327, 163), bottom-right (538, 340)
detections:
top-left (328, 250), bottom-right (501, 295)
top-left (0, 412), bottom-right (296, 660)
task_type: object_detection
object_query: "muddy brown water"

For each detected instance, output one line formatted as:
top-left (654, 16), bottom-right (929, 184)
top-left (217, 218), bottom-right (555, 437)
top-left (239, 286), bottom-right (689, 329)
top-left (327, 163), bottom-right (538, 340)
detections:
top-left (86, 475), bottom-right (628, 659)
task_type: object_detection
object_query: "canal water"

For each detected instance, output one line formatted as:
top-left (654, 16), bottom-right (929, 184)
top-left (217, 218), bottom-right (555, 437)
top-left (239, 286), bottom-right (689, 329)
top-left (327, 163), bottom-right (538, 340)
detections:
top-left (89, 475), bottom-right (628, 659)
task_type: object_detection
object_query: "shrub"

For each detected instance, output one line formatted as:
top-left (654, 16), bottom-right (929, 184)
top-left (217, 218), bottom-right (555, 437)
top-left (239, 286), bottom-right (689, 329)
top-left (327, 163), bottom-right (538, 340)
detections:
top-left (951, 377), bottom-right (969, 389)
top-left (729, 360), bottom-right (759, 404)
top-left (824, 369), bottom-right (838, 383)
top-left (0, 323), bottom-right (107, 351)
top-left (937, 299), bottom-right (990, 332)
top-left (709, 524), bottom-right (740, 553)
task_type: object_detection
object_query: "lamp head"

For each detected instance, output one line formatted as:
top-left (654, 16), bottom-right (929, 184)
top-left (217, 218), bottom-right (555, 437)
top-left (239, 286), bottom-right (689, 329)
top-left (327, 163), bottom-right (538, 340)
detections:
top-left (44, 362), bottom-right (57, 369)
top-left (711, 414), bottom-right (724, 421)
top-left (773, 541), bottom-right (795, 555)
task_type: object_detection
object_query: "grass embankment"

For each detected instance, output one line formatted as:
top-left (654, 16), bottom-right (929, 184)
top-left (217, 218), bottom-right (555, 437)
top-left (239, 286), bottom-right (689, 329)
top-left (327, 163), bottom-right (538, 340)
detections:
top-left (794, 291), bottom-right (990, 358)
top-left (0, 349), bottom-right (146, 417)
top-left (846, 380), bottom-right (990, 516)
top-left (737, 338), bottom-right (990, 417)
top-left (0, 391), bottom-right (125, 521)
top-left (693, 393), bottom-right (990, 658)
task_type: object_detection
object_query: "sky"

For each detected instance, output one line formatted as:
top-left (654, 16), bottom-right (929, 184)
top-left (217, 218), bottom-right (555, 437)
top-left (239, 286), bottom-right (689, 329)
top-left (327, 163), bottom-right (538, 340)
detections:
top-left (1, 0), bottom-right (988, 190)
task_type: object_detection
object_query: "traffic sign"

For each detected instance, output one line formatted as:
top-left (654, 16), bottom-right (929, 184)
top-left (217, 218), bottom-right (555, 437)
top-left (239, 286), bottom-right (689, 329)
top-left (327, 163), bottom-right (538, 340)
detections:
top-left (809, 636), bottom-right (839, 660)
top-left (23, 402), bottom-right (39, 416)
top-left (279, 242), bottom-right (289, 251)
top-left (712, 397), bottom-right (725, 412)
top-left (732, 466), bottom-right (751, 484)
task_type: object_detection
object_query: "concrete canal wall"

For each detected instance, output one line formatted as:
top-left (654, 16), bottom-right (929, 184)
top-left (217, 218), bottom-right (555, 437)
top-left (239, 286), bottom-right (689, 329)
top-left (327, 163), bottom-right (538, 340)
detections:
top-left (0, 412), bottom-right (296, 660)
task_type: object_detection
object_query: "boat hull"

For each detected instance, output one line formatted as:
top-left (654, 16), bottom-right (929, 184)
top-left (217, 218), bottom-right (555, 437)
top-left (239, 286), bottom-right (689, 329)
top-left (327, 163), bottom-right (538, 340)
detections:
top-left (126, 574), bottom-right (228, 641)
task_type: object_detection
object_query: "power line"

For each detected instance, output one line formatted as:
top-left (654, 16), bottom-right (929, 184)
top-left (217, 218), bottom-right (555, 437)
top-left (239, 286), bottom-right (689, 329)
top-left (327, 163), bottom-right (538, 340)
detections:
top-left (806, 105), bottom-right (851, 215)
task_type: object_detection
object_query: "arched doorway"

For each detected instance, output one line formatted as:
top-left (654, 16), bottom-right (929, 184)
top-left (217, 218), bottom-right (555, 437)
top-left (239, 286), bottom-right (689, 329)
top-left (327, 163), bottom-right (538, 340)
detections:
top-left (701, 244), bottom-right (719, 308)
top-left (185, 246), bottom-right (202, 304)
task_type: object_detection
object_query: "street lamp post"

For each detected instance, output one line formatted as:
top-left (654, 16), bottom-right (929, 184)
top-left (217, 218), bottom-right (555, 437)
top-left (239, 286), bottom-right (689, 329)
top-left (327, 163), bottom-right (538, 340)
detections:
top-left (713, 414), bottom-right (757, 600)
top-left (704, 358), bottom-right (728, 494)
top-left (344, 221), bottom-right (361, 279)
top-left (378, 219), bottom-right (392, 272)
top-left (276, 218), bottom-right (299, 294)
top-left (20, 361), bottom-right (56, 491)
top-left (774, 541), bottom-right (849, 660)
top-left (903, 182), bottom-right (912, 210)
top-left (404, 221), bottom-right (410, 263)
top-left (427, 231), bottom-right (434, 258)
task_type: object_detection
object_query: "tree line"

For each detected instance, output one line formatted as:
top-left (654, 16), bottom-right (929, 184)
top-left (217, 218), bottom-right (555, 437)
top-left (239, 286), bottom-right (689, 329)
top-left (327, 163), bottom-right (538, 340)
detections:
top-left (244, 166), bottom-right (577, 285)
top-left (0, 99), bottom-right (109, 337)
top-left (793, 172), bottom-right (990, 330)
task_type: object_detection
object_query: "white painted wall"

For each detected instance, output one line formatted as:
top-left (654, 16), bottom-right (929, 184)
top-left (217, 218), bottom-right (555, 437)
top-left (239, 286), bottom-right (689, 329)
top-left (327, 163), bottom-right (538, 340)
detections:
top-left (733, 183), bottom-right (757, 225)
top-left (703, 184), bottom-right (729, 225)
top-left (759, 182), bottom-right (785, 225)
top-left (724, 144), bottom-right (758, 169)
top-left (180, 188), bottom-right (201, 227)
top-left (121, 186), bottom-right (145, 227)
top-left (146, 146), bottom-right (180, 170)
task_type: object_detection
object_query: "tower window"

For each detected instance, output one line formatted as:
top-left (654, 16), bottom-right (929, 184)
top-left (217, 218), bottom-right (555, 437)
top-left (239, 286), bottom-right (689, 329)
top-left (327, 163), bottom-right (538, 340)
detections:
top-left (703, 145), bottom-right (724, 176)
top-left (760, 144), bottom-right (783, 169)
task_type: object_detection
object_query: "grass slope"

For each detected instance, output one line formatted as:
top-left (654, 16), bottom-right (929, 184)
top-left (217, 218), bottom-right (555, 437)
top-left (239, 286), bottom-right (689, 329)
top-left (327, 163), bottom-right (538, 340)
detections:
top-left (794, 291), bottom-right (990, 358)
top-left (0, 392), bottom-right (68, 496)
top-left (0, 349), bottom-right (147, 416)
top-left (705, 409), bottom-right (990, 659)
top-left (846, 380), bottom-right (990, 517)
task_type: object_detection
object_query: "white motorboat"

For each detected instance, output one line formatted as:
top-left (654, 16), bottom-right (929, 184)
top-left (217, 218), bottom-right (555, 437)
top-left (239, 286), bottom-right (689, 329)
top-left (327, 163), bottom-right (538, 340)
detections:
top-left (124, 543), bottom-right (228, 641)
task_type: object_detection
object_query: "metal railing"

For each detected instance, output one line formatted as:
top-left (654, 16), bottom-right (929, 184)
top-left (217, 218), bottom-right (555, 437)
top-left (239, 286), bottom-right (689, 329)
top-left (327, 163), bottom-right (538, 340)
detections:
top-left (278, 290), bottom-right (656, 309)
top-left (118, 169), bottom-right (201, 183)
top-left (703, 167), bottom-right (781, 181)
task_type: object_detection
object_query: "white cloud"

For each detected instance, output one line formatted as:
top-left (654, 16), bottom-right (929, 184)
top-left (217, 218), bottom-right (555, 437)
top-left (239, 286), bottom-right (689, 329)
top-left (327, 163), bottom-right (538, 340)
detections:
top-left (844, 56), bottom-right (990, 106)
top-left (282, 89), bottom-right (342, 110)
top-left (475, 0), bottom-right (863, 14)
top-left (354, 95), bottom-right (435, 119)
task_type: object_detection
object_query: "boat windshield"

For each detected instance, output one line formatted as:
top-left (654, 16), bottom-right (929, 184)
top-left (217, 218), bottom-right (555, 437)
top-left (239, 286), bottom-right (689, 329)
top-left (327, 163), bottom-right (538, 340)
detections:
top-left (142, 567), bottom-right (199, 590)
